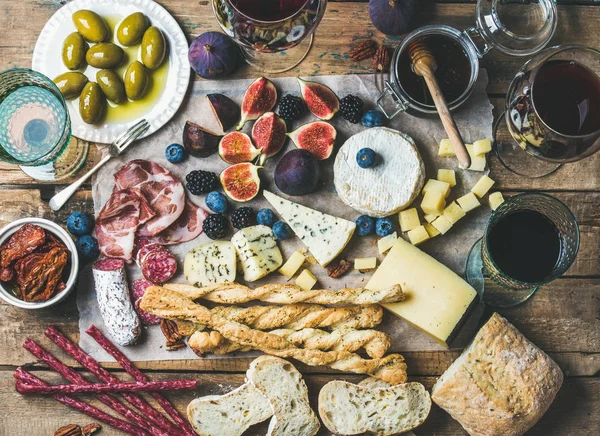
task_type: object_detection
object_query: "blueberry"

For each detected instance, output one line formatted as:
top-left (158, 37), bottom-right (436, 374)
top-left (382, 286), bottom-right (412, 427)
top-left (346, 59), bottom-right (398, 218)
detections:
top-left (375, 217), bottom-right (394, 237)
top-left (205, 191), bottom-right (229, 213)
top-left (273, 221), bottom-right (293, 240)
top-left (75, 235), bottom-right (99, 263)
top-left (66, 212), bottom-right (93, 236)
top-left (361, 110), bottom-right (384, 128)
top-left (257, 209), bottom-right (275, 227)
top-left (356, 148), bottom-right (378, 169)
top-left (165, 143), bottom-right (186, 164)
top-left (355, 215), bottom-right (375, 236)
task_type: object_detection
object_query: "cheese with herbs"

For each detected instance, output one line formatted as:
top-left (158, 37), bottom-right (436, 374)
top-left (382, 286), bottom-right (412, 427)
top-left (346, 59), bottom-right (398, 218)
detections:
top-left (184, 241), bottom-right (237, 287)
top-left (231, 225), bottom-right (282, 282)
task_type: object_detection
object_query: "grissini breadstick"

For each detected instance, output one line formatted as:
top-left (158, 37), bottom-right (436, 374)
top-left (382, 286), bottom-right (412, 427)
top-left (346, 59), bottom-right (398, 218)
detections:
top-left (163, 282), bottom-right (404, 306)
top-left (188, 328), bottom-right (392, 358)
top-left (140, 287), bottom-right (407, 385)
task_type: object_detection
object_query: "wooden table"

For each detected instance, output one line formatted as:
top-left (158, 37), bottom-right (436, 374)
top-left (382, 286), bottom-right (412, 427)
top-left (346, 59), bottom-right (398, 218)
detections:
top-left (1, 1), bottom-right (599, 434)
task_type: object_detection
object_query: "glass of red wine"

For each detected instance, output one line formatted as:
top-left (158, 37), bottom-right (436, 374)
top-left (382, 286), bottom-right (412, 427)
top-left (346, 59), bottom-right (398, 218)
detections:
top-left (465, 193), bottom-right (580, 307)
top-left (212, 0), bottom-right (327, 73)
top-left (495, 45), bottom-right (600, 177)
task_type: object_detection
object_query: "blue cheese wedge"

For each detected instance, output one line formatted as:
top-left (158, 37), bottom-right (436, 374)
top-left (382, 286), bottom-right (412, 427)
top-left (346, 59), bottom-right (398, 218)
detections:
top-left (231, 225), bottom-right (283, 282)
top-left (263, 190), bottom-right (356, 267)
top-left (184, 241), bottom-right (237, 287)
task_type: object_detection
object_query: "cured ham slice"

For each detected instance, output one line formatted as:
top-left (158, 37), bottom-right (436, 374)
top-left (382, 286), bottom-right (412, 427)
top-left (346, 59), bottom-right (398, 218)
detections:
top-left (146, 200), bottom-right (208, 245)
top-left (114, 160), bottom-right (185, 237)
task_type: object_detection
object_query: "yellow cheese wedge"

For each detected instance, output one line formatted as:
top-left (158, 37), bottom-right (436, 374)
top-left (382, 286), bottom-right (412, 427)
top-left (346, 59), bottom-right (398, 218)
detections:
top-left (355, 257), bottom-right (377, 271)
top-left (295, 269), bottom-right (317, 291)
top-left (367, 238), bottom-right (477, 347)
top-left (466, 144), bottom-right (486, 171)
top-left (431, 215), bottom-right (453, 235)
top-left (421, 190), bottom-right (446, 216)
top-left (489, 192), bottom-right (505, 210)
top-left (422, 179), bottom-right (451, 198)
top-left (456, 192), bottom-right (481, 213)
top-left (279, 251), bottom-right (306, 279)
top-left (407, 225), bottom-right (430, 245)
top-left (377, 232), bottom-right (398, 255)
top-left (442, 201), bottom-right (466, 224)
top-left (471, 175), bottom-right (495, 198)
top-left (473, 138), bottom-right (492, 156)
top-left (436, 169), bottom-right (456, 187)
top-left (423, 213), bottom-right (438, 223)
top-left (399, 208), bottom-right (420, 232)
top-left (438, 139), bottom-right (455, 157)
top-left (424, 222), bottom-right (440, 237)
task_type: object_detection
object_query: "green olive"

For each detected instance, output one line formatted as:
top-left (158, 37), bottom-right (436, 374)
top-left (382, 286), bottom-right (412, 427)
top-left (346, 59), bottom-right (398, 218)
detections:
top-left (85, 43), bottom-right (124, 69)
top-left (117, 12), bottom-right (149, 46)
top-left (124, 61), bottom-right (149, 100)
top-left (72, 10), bottom-right (110, 43)
top-left (141, 26), bottom-right (166, 70)
top-left (96, 70), bottom-right (126, 104)
top-left (62, 32), bottom-right (88, 70)
top-left (79, 82), bottom-right (105, 124)
top-left (53, 72), bottom-right (89, 99)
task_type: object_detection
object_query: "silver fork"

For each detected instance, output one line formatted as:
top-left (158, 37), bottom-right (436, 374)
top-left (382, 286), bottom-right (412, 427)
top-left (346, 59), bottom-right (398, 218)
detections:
top-left (49, 119), bottom-right (150, 211)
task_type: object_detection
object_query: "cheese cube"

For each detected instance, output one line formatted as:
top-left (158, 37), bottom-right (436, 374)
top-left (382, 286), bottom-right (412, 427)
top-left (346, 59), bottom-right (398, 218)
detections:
top-left (424, 222), bottom-right (440, 237)
top-left (368, 238), bottom-right (477, 347)
top-left (466, 144), bottom-right (486, 171)
top-left (437, 169), bottom-right (456, 187)
top-left (471, 175), bottom-right (495, 198)
top-left (456, 192), bottom-right (481, 213)
top-left (489, 192), bottom-right (505, 210)
top-left (473, 138), bottom-right (492, 155)
top-left (422, 179), bottom-right (451, 198)
top-left (421, 190), bottom-right (446, 216)
top-left (438, 138), bottom-right (455, 157)
top-left (378, 232), bottom-right (398, 255)
top-left (443, 202), bottom-right (466, 224)
top-left (431, 215), bottom-right (453, 235)
top-left (279, 251), bottom-right (306, 279)
top-left (424, 213), bottom-right (438, 223)
top-left (355, 257), bottom-right (377, 271)
top-left (295, 269), bottom-right (317, 291)
top-left (399, 208), bottom-right (420, 232)
top-left (407, 225), bottom-right (430, 245)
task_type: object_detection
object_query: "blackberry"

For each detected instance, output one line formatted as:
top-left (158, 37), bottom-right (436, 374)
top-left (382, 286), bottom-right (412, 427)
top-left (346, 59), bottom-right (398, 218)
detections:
top-left (203, 214), bottom-right (228, 240)
top-left (231, 207), bottom-right (256, 229)
top-left (186, 170), bottom-right (218, 195)
top-left (277, 95), bottom-right (305, 124)
top-left (339, 95), bottom-right (364, 123)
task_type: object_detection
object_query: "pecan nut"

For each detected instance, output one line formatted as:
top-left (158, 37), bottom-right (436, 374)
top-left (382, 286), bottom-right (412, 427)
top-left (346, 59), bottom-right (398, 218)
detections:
top-left (82, 423), bottom-right (102, 435)
top-left (54, 424), bottom-right (83, 436)
top-left (160, 319), bottom-right (186, 351)
top-left (327, 259), bottom-right (351, 278)
top-left (349, 40), bottom-right (376, 61)
top-left (373, 46), bottom-right (390, 72)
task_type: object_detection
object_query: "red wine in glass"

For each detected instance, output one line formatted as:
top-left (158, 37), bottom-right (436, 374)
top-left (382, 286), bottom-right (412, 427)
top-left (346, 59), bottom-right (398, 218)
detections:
top-left (231, 0), bottom-right (308, 21)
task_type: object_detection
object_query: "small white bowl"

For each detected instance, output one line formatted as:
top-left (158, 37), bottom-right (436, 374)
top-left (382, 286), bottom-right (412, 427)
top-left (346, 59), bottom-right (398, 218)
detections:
top-left (0, 218), bottom-right (79, 309)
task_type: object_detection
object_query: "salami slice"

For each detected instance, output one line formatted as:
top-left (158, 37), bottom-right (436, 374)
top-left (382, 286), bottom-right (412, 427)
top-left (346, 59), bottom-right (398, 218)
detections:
top-left (141, 248), bottom-right (177, 284)
top-left (92, 258), bottom-right (141, 346)
top-left (135, 242), bottom-right (163, 267)
top-left (131, 279), bottom-right (161, 325)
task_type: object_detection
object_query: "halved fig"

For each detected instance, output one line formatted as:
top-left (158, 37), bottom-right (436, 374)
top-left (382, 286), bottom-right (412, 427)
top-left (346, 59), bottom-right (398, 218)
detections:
top-left (207, 93), bottom-right (239, 132)
top-left (252, 112), bottom-right (287, 165)
top-left (297, 77), bottom-right (339, 120)
top-left (236, 77), bottom-right (277, 130)
top-left (183, 121), bottom-right (222, 157)
top-left (287, 121), bottom-right (336, 160)
top-left (220, 162), bottom-right (261, 202)
top-left (219, 132), bottom-right (261, 164)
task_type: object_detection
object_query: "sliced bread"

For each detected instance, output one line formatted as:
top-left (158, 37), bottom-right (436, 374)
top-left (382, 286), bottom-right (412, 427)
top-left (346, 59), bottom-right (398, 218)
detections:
top-left (246, 355), bottom-right (320, 436)
top-left (318, 380), bottom-right (431, 435)
top-left (187, 383), bottom-right (273, 436)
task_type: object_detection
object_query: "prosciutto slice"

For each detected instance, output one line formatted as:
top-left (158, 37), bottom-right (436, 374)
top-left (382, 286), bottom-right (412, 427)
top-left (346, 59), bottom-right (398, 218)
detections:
top-left (114, 160), bottom-right (185, 237)
top-left (146, 200), bottom-right (208, 245)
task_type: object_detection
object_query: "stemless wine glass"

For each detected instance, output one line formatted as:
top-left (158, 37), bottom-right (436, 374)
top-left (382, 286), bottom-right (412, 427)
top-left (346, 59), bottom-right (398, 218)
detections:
top-left (0, 68), bottom-right (88, 181)
top-left (465, 193), bottom-right (580, 307)
top-left (213, 0), bottom-right (328, 73)
top-left (495, 45), bottom-right (600, 177)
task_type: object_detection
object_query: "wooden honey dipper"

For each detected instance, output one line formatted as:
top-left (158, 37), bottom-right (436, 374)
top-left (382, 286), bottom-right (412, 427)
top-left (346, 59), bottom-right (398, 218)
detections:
top-left (408, 40), bottom-right (471, 168)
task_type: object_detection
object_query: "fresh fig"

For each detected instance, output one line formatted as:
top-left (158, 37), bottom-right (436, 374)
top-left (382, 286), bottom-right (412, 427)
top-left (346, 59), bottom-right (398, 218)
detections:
top-left (368, 0), bottom-right (416, 36)
top-left (236, 77), bottom-right (277, 130)
top-left (287, 121), bottom-right (336, 160)
top-left (207, 93), bottom-right (239, 132)
top-left (188, 31), bottom-right (239, 79)
top-left (220, 163), bottom-right (261, 202)
top-left (274, 149), bottom-right (320, 196)
top-left (219, 132), bottom-right (261, 164)
top-left (297, 78), bottom-right (339, 120)
top-left (252, 112), bottom-right (287, 165)
top-left (183, 121), bottom-right (222, 157)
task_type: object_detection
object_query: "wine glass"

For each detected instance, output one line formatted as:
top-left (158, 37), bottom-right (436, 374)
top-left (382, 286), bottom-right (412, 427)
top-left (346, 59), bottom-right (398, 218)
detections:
top-left (212, 0), bottom-right (328, 73)
top-left (494, 45), bottom-right (600, 177)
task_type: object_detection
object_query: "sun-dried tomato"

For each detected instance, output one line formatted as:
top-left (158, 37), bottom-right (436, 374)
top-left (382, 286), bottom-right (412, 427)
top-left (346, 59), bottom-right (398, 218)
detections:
top-left (0, 224), bottom-right (46, 268)
top-left (14, 247), bottom-right (68, 302)
top-left (0, 266), bottom-right (14, 282)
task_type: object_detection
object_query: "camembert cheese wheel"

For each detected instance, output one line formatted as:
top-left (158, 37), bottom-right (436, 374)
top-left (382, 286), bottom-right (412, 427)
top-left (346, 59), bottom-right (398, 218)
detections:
top-left (333, 127), bottom-right (426, 217)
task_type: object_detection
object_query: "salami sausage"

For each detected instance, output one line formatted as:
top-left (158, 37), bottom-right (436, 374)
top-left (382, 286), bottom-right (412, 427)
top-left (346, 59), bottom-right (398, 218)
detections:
top-left (141, 248), bottom-right (177, 284)
top-left (136, 242), bottom-right (163, 267)
top-left (92, 258), bottom-right (141, 346)
top-left (131, 279), bottom-right (162, 325)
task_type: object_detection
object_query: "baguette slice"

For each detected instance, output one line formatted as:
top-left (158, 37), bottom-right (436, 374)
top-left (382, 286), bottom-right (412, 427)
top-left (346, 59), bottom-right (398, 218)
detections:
top-left (187, 383), bottom-right (273, 436)
top-left (318, 381), bottom-right (431, 435)
top-left (247, 356), bottom-right (320, 436)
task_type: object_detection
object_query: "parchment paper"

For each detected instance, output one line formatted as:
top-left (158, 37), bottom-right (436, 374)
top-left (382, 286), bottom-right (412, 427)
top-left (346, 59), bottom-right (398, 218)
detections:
top-left (79, 72), bottom-right (493, 362)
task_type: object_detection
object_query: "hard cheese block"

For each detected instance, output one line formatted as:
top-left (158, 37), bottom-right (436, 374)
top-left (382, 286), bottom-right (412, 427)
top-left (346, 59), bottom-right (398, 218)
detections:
top-left (231, 225), bottom-right (283, 282)
top-left (367, 238), bottom-right (477, 347)
top-left (264, 190), bottom-right (356, 267)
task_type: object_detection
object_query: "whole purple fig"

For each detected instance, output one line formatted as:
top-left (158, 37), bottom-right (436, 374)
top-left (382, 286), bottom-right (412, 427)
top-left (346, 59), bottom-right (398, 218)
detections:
top-left (188, 32), bottom-right (239, 79)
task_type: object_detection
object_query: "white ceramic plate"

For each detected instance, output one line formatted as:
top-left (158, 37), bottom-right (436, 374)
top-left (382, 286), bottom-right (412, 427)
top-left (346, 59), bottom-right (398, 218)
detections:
top-left (32, 0), bottom-right (190, 144)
